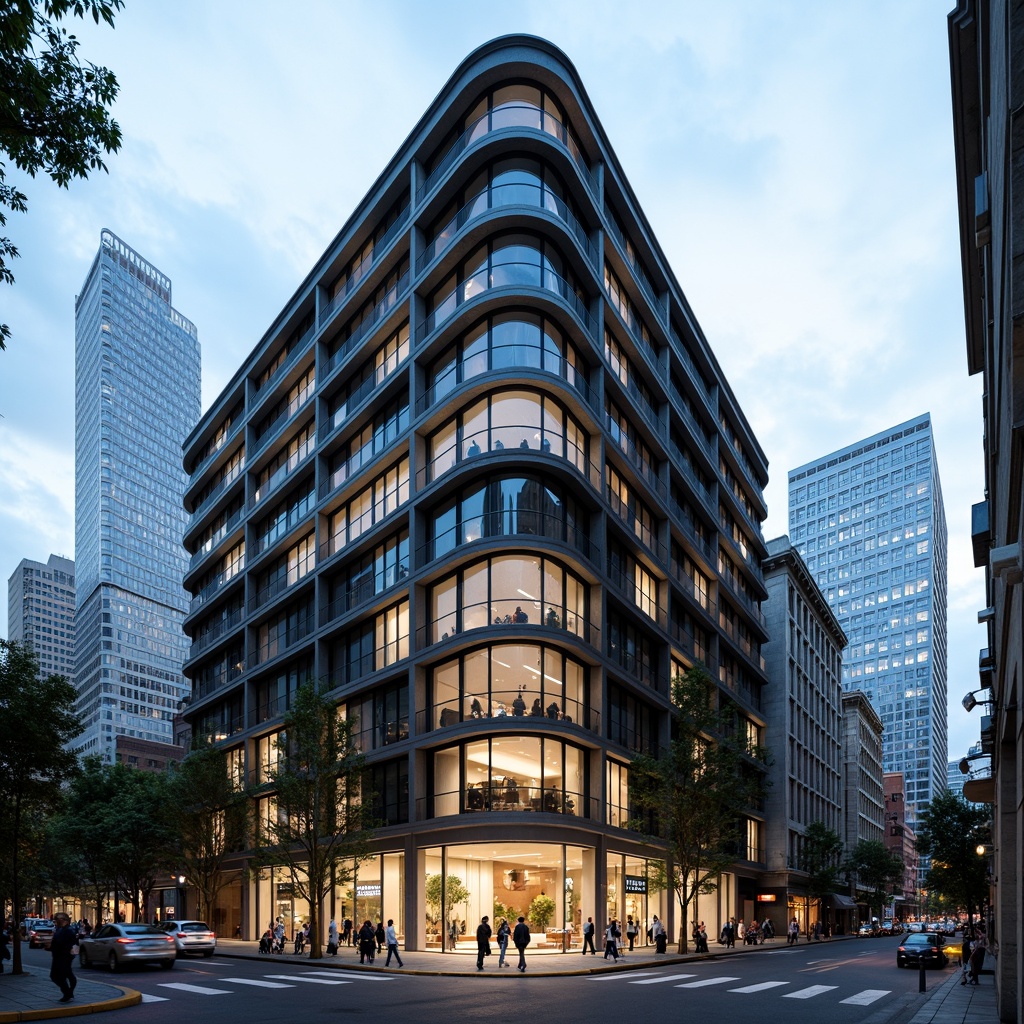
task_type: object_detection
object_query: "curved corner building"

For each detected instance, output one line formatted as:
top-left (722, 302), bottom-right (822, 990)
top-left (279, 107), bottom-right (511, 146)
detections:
top-left (181, 36), bottom-right (770, 950)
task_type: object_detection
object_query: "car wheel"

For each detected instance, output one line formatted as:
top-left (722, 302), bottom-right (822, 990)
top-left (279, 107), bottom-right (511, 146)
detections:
top-left (203, 951), bottom-right (213, 958)
top-left (108, 951), bottom-right (119, 973)
top-left (79, 949), bottom-right (89, 968)
top-left (159, 959), bottom-right (174, 970)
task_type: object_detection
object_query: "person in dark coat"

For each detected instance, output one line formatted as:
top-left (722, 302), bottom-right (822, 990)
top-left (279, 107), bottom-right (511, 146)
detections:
top-left (375, 920), bottom-right (385, 953)
top-left (357, 919), bottom-right (376, 964)
top-left (49, 912), bottom-right (77, 1002)
top-left (475, 915), bottom-right (492, 970)
top-left (512, 916), bottom-right (531, 972)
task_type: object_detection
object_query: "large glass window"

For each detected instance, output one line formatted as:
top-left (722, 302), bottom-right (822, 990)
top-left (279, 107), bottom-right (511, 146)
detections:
top-left (324, 457), bottom-right (410, 558)
top-left (427, 312), bottom-right (587, 407)
top-left (427, 388), bottom-right (587, 483)
top-left (430, 475), bottom-right (588, 561)
top-left (432, 735), bottom-right (586, 818)
top-left (428, 642), bottom-right (589, 730)
top-left (429, 553), bottom-right (588, 643)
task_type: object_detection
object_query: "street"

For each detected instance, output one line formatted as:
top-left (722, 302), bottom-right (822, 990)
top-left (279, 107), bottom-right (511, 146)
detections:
top-left (12, 938), bottom-right (949, 1023)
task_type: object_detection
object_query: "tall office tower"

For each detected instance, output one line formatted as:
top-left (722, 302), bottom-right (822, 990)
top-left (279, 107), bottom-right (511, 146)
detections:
top-left (761, 536), bottom-right (847, 935)
top-left (787, 414), bottom-right (949, 823)
top-left (6, 554), bottom-right (76, 680)
top-left (74, 230), bottom-right (201, 763)
top-left (179, 37), bottom-right (772, 945)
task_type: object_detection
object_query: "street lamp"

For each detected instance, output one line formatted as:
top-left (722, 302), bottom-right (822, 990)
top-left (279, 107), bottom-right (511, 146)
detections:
top-left (962, 690), bottom-right (992, 713)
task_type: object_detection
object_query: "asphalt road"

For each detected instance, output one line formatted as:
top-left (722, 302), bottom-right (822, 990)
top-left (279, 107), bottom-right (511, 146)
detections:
top-left (15, 937), bottom-right (950, 1023)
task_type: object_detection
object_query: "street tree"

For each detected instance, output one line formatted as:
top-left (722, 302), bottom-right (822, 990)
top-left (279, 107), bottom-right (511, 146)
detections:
top-left (915, 789), bottom-right (990, 929)
top-left (425, 874), bottom-right (471, 936)
top-left (800, 821), bottom-right (845, 925)
top-left (0, 639), bottom-right (81, 974)
top-left (846, 839), bottom-right (904, 917)
top-left (0, 0), bottom-right (124, 349)
top-left (251, 681), bottom-right (371, 959)
top-left (628, 664), bottom-right (771, 952)
top-left (167, 743), bottom-right (250, 923)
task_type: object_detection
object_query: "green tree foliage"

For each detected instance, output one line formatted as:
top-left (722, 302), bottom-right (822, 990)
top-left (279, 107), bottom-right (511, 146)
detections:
top-left (846, 839), bottom-right (904, 916)
top-left (915, 789), bottom-right (990, 926)
top-left (800, 821), bottom-right (845, 918)
top-left (528, 894), bottom-right (556, 930)
top-left (166, 744), bottom-right (249, 924)
top-left (628, 664), bottom-right (771, 952)
top-left (0, 639), bottom-right (81, 974)
top-left (424, 874), bottom-right (471, 928)
top-left (0, 0), bottom-right (123, 348)
top-left (251, 681), bottom-right (371, 959)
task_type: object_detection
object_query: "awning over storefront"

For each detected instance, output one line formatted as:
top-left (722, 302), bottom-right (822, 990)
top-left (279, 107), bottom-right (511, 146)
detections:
top-left (963, 777), bottom-right (994, 803)
top-left (830, 893), bottom-right (858, 910)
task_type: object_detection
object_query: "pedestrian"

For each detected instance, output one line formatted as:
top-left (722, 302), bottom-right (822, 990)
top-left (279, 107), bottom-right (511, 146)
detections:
top-left (358, 919), bottom-right (376, 964)
top-left (384, 919), bottom-right (403, 968)
top-left (626, 915), bottom-right (637, 952)
top-left (960, 933), bottom-right (972, 985)
top-left (604, 919), bottom-right (620, 961)
top-left (969, 931), bottom-right (987, 985)
top-left (737, 918), bottom-right (746, 944)
top-left (476, 915), bottom-right (492, 970)
top-left (581, 916), bottom-right (597, 954)
top-left (375, 920), bottom-right (385, 954)
top-left (49, 912), bottom-right (77, 1003)
top-left (327, 918), bottom-right (339, 955)
top-left (513, 916), bottom-right (531, 972)
top-left (342, 917), bottom-right (353, 946)
top-left (0, 922), bottom-right (9, 973)
top-left (651, 915), bottom-right (667, 953)
top-left (497, 918), bottom-right (511, 966)
top-left (696, 921), bottom-right (709, 953)
top-left (787, 917), bottom-right (799, 946)
top-left (273, 918), bottom-right (285, 953)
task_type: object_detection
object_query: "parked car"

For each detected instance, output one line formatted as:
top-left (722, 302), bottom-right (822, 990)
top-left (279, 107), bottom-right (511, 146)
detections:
top-left (857, 922), bottom-right (876, 937)
top-left (905, 921), bottom-right (925, 932)
top-left (27, 921), bottom-right (55, 949)
top-left (880, 920), bottom-right (895, 936)
top-left (79, 923), bottom-right (176, 971)
top-left (159, 920), bottom-right (216, 957)
top-left (896, 931), bottom-right (948, 969)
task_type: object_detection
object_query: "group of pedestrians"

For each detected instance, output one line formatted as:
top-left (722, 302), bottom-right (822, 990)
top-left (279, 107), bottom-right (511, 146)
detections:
top-left (326, 917), bottom-right (403, 967)
top-left (477, 914), bottom-right (531, 971)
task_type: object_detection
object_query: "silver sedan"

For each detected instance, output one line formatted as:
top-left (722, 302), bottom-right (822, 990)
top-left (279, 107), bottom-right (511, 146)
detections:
top-left (79, 923), bottom-right (176, 972)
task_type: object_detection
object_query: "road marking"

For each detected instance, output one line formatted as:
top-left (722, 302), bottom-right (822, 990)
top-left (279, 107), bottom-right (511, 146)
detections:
top-left (157, 982), bottom-right (232, 995)
top-left (298, 970), bottom-right (396, 981)
top-left (220, 978), bottom-right (295, 988)
top-left (674, 976), bottom-right (740, 988)
top-left (805, 959), bottom-right (836, 964)
top-left (840, 989), bottom-right (891, 1005)
top-left (629, 974), bottom-right (697, 984)
top-left (264, 974), bottom-right (350, 985)
top-left (589, 972), bottom-right (659, 981)
top-left (140, 993), bottom-right (168, 1002)
top-left (729, 982), bottom-right (791, 993)
top-left (784, 985), bottom-right (839, 999)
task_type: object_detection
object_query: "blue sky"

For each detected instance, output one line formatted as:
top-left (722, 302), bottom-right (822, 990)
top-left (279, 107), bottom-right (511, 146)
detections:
top-left (0, 1), bottom-right (986, 764)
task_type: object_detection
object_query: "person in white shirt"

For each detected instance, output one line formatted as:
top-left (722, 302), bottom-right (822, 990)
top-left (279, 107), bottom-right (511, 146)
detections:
top-left (384, 919), bottom-right (403, 968)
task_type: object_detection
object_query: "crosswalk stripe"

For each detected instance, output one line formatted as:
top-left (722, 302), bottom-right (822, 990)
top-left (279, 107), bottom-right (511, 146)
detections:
top-left (674, 977), bottom-right (740, 988)
top-left (729, 982), bottom-right (791, 993)
top-left (840, 989), bottom-right (891, 1005)
top-left (157, 982), bottom-right (231, 995)
top-left (784, 985), bottom-right (838, 999)
top-left (140, 993), bottom-right (168, 1002)
top-left (298, 971), bottom-right (395, 981)
top-left (589, 972), bottom-right (659, 981)
top-left (630, 974), bottom-right (697, 985)
top-left (264, 974), bottom-right (350, 985)
top-left (220, 978), bottom-right (295, 988)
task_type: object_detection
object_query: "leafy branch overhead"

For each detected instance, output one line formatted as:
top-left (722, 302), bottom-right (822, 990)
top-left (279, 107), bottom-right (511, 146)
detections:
top-left (0, 0), bottom-right (123, 349)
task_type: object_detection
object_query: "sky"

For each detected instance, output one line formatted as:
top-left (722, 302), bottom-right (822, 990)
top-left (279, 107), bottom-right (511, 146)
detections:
top-left (0, 1), bottom-right (987, 767)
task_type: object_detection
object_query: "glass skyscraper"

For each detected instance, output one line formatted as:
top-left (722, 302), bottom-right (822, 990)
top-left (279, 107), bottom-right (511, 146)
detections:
top-left (787, 414), bottom-right (948, 821)
top-left (74, 230), bottom-right (201, 762)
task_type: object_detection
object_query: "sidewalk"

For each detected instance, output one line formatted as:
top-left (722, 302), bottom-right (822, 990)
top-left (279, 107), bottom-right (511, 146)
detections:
top-left (0, 933), bottom-right (998, 1021)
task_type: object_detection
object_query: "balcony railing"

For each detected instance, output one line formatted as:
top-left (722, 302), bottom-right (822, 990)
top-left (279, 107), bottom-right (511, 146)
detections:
top-left (320, 350), bottom-right (409, 444)
top-left (189, 460), bottom-right (245, 520)
top-left (668, 324), bottom-right (715, 409)
top-left (424, 181), bottom-right (596, 268)
top-left (252, 392), bottom-right (315, 460)
top-left (418, 262), bottom-right (592, 343)
top-left (318, 210), bottom-right (410, 329)
top-left (317, 420), bottom-right (407, 500)
top-left (187, 417), bottom-right (245, 488)
top-left (418, 785), bottom-right (593, 821)
top-left (250, 566), bottom-right (314, 613)
top-left (607, 422), bottom-right (667, 502)
top-left (317, 640), bottom-right (411, 694)
top-left (253, 320), bottom-right (316, 401)
top-left (189, 564), bottom-right (244, 614)
top-left (418, 104), bottom-right (597, 201)
top-left (667, 497), bottom-right (716, 564)
top-left (188, 505), bottom-right (245, 573)
top-left (246, 609), bottom-right (317, 669)
top-left (319, 569), bottom-right (409, 627)
top-left (420, 602), bottom-right (599, 650)
top-left (189, 605), bottom-right (244, 657)
top-left (416, 692), bottom-right (599, 735)
top-left (667, 440), bottom-right (716, 512)
top-left (604, 215), bottom-right (663, 326)
top-left (322, 270), bottom-right (411, 375)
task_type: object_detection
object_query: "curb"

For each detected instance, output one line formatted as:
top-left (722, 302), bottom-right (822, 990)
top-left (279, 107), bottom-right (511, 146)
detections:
top-left (0, 989), bottom-right (141, 1023)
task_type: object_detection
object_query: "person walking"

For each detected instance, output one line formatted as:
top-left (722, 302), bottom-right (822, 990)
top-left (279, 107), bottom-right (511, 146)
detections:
top-left (327, 918), bottom-right (339, 955)
top-left (696, 921), bottom-right (709, 953)
top-left (384, 919), bottom-right (403, 968)
top-left (475, 915), bottom-right (492, 970)
top-left (49, 912), bottom-right (77, 1003)
top-left (513, 916), bottom-right (531, 972)
top-left (651, 915), bottom-right (667, 953)
top-left (969, 931), bottom-right (987, 985)
top-left (581, 916), bottom-right (597, 955)
top-left (625, 915), bottom-right (637, 952)
top-left (496, 918), bottom-right (511, 966)
top-left (342, 917), bottom-right (353, 946)
top-left (604, 919), bottom-right (620, 961)
top-left (960, 933), bottom-right (973, 985)
top-left (375, 920), bottom-right (385, 954)
top-left (787, 917), bottom-right (799, 946)
top-left (357, 919), bottom-right (376, 964)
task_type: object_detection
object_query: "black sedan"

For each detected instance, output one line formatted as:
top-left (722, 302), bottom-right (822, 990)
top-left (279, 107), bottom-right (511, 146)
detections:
top-left (896, 931), bottom-right (948, 969)
top-left (79, 923), bottom-right (176, 971)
